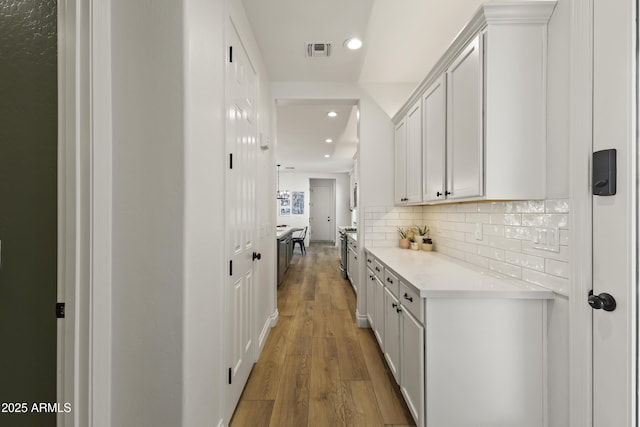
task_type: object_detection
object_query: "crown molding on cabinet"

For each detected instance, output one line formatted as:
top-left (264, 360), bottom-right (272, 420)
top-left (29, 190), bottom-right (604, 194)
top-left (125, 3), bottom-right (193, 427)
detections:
top-left (392, 1), bottom-right (557, 124)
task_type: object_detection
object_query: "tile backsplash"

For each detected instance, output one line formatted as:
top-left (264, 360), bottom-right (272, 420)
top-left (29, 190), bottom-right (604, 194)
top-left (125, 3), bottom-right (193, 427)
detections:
top-left (364, 200), bottom-right (570, 296)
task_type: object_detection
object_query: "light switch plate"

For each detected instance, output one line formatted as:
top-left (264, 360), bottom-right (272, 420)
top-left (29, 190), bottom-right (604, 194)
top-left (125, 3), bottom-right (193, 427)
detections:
top-left (474, 223), bottom-right (483, 241)
top-left (532, 227), bottom-right (560, 252)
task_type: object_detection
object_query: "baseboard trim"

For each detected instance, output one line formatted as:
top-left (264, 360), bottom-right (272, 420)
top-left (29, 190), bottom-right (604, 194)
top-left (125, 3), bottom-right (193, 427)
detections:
top-left (355, 309), bottom-right (370, 328)
top-left (258, 309), bottom-right (279, 352)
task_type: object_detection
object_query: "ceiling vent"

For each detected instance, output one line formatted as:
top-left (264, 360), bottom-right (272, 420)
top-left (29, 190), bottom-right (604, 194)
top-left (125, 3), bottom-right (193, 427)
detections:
top-left (306, 43), bottom-right (331, 58)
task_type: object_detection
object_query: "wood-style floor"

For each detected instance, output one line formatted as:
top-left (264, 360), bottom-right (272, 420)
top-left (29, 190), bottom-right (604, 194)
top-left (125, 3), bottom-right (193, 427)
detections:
top-left (230, 243), bottom-right (416, 427)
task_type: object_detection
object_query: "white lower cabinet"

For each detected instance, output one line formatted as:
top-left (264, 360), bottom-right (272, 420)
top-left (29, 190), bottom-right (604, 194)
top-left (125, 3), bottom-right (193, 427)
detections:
top-left (400, 307), bottom-right (424, 427)
top-left (383, 287), bottom-right (401, 383)
top-left (347, 244), bottom-right (358, 293)
top-left (365, 249), bottom-right (548, 427)
top-left (373, 273), bottom-right (385, 348)
top-left (366, 268), bottom-right (376, 330)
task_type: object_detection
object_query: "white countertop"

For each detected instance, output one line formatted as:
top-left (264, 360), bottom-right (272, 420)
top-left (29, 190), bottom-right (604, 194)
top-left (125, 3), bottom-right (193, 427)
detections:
top-left (366, 247), bottom-right (554, 299)
top-left (276, 226), bottom-right (295, 239)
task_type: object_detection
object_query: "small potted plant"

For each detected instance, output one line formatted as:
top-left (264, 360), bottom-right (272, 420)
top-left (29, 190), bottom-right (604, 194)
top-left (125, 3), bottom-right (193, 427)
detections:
top-left (407, 227), bottom-right (420, 250)
top-left (418, 226), bottom-right (433, 251)
top-left (398, 227), bottom-right (410, 249)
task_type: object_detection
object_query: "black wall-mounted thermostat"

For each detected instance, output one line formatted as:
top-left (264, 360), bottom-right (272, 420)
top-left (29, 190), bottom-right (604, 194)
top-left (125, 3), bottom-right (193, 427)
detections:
top-left (592, 149), bottom-right (616, 196)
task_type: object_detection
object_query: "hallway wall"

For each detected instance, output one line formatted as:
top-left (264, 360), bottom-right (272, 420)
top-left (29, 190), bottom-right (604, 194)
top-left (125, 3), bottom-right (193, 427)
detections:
top-left (0, 2), bottom-right (58, 426)
top-left (111, 1), bottom-right (186, 425)
top-left (110, 0), bottom-right (230, 425)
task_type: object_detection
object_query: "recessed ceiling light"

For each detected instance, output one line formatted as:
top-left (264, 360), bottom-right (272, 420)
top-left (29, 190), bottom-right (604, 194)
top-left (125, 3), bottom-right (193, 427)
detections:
top-left (327, 111), bottom-right (338, 118)
top-left (324, 154), bottom-right (330, 158)
top-left (345, 38), bottom-right (363, 50)
top-left (325, 138), bottom-right (333, 143)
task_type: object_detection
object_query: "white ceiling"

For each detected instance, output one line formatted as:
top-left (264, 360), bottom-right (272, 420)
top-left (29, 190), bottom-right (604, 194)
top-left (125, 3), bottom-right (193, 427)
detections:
top-left (275, 100), bottom-right (358, 173)
top-left (242, 0), bottom-right (525, 172)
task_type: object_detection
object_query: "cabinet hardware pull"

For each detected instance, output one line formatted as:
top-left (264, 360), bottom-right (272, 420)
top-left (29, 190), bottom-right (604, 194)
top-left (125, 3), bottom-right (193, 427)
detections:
top-left (436, 191), bottom-right (442, 197)
top-left (404, 293), bottom-right (413, 302)
top-left (445, 191), bottom-right (451, 196)
top-left (387, 277), bottom-right (393, 283)
top-left (396, 307), bottom-right (402, 313)
top-left (367, 259), bottom-right (372, 263)
top-left (392, 303), bottom-right (397, 308)
top-left (370, 275), bottom-right (375, 280)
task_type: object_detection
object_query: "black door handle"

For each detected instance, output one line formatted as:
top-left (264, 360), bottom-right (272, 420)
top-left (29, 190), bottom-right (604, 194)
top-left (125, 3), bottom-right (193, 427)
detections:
top-left (252, 252), bottom-right (261, 261)
top-left (588, 290), bottom-right (616, 312)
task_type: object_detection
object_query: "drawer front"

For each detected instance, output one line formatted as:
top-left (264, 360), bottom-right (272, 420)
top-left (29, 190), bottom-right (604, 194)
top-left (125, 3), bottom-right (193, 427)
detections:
top-left (400, 281), bottom-right (423, 323)
top-left (348, 236), bottom-right (358, 250)
top-left (384, 269), bottom-right (400, 298)
top-left (366, 253), bottom-right (375, 268)
top-left (372, 259), bottom-right (384, 281)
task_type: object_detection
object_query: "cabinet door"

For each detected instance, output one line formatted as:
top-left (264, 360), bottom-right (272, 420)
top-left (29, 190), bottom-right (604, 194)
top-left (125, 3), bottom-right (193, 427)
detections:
top-left (394, 118), bottom-right (407, 204)
top-left (401, 309), bottom-right (425, 427)
top-left (366, 269), bottom-right (376, 329)
top-left (405, 99), bottom-right (422, 203)
top-left (347, 247), bottom-right (353, 280)
top-left (351, 247), bottom-right (359, 292)
top-left (422, 76), bottom-right (447, 202)
top-left (349, 171), bottom-right (354, 210)
top-left (446, 34), bottom-right (484, 200)
top-left (384, 287), bottom-right (401, 384)
top-left (374, 276), bottom-right (385, 348)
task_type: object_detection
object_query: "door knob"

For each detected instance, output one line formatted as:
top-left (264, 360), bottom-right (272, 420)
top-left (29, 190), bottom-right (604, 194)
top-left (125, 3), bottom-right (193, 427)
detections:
top-left (252, 252), bottom-right (262, 261)
top-left (588, 290), bottom-right (616, 312)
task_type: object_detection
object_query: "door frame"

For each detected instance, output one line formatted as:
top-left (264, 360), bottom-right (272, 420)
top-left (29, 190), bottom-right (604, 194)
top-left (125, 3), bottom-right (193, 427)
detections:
top-left (58, 1), bottom-right (113, 426)
top-left (569, 0), bottom-right (639, 426)
top-left (568, 0), bottom-right (594, 425)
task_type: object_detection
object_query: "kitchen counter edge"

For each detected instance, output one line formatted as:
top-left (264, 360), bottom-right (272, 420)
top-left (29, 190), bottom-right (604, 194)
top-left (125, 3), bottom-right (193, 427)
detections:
top-left (366, 246), bottom-right (555, 300)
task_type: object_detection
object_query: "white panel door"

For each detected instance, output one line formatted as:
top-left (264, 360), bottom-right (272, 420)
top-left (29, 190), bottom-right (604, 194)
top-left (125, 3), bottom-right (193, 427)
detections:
top-left (592, 0), bottom-right (636, 425)
top-left (309, 185), bottom-right (333, 242)
top-left (422, 76), bottom-right (447, 202)
top-left (446, 34), bottom-right (484, 200)
top-left (226, 22), bottom-right (257, 421)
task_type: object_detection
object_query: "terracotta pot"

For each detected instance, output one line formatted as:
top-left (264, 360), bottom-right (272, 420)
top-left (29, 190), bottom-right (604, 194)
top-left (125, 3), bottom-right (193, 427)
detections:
top-left (399, 238), bottom-right (410, 249)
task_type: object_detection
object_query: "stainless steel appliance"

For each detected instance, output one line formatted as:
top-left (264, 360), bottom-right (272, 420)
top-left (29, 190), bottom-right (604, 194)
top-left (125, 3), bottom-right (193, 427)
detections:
top-left (339, 227), bottom-right (357, 279)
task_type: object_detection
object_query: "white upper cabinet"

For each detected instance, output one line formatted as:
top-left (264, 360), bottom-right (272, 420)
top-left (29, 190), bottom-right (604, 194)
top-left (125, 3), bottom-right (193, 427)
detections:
top-left (446, 34), bottom-right (484, 200)
top-left (394, 1), bottom-right (557, 204)
top-left (405, 100), bottom-right (423, 203)
top-left (395, 99), bottom-right (423, 205)
top-left (394, 118), bottom-right (407, 204)
top-left (422, 76), bottom-right (447, 202)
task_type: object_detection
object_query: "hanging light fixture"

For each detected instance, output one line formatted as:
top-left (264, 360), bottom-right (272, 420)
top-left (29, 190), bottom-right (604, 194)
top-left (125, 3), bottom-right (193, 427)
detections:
top-left (276, 164), bottom-right (290, 200)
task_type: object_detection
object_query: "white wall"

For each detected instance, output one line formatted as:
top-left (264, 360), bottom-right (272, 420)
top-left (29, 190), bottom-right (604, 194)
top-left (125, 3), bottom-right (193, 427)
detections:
top-left (182, 0), bottom-right (227, 425)
top-left (109, 1), bottom-right (274, 426)
top-left (111, 0), bottom-right (186, 425)
top-left (546, 0), bottom-right (571, 199)
top-left (277, 172), bottom-right (350, 246)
